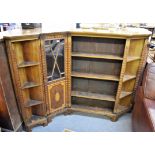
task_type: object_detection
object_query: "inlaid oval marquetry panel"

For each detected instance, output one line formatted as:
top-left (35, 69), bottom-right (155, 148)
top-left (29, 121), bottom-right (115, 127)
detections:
top-left (55, 92), bottom-right (60, 102)
top-left (48, 80), bottom-right (65, 112)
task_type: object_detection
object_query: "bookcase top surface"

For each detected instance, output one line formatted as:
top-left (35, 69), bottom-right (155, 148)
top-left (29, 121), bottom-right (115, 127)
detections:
top-left (70, 27), bottom-right (152, 37)
top-left (1, 28), bottom-right (44, 40)
top-left (0, 27), bottom-right (151, 40)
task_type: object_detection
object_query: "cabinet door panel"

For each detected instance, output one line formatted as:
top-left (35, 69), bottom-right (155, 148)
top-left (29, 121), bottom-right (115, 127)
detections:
top-left (48, 80), bottom-right (65, 112)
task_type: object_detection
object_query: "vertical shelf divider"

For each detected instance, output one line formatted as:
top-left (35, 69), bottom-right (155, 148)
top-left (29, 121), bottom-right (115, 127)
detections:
top-left (66, 34), bottom-right (72, 108)
top-left (114, 39), bottom-right (131, 113)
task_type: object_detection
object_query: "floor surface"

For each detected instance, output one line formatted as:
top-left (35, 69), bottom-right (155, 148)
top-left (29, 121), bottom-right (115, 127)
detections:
top-left (32, 112), bottom-right (132, 132)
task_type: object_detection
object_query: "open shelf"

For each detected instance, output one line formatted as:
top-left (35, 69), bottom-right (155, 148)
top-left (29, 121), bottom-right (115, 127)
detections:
top-left (120, 91), bottom-right (132, 99)
top-left (25, 100), bottom-right (43, 107)
top-left (72, 71), bottom-right (119, 81)
top-left (18, 61), bottom-right (40, 68)
top-left (21, 82), bottom-right (41, 89)
top-left (127, 56), bottom-right (140, 62)
top-left (72, 91), bottom-right (115, 102)
top-left (123, 74), bottom-right (136, 82)
top-left (72, 52), bottom-right (123, 60)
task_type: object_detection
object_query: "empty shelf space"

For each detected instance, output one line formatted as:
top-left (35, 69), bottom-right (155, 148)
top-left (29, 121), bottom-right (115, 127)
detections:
top-left (25, 100), bottom-right (43, 107)
top-left (123, 74), bottom-right (136, 82)
top-left (21, 82), bottom-right (41, 89)
top-left (127, 56), bottom-right (140, 62)
top-left (120, 91), bottom-right (132, 99)
top-left (72, 71), bottom-right (119, 81)
top-left (18, 61), bottom-right (40, 68)
top-left (72, 52), bottom-right (123, 60)
top-left (72, 91), bottom-right (115, 102)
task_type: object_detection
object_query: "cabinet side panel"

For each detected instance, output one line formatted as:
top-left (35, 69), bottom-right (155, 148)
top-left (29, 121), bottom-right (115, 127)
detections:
top-left (0, 41), bottom-right (22, 130)
top-left (0, 82), bottom-right (13, 130)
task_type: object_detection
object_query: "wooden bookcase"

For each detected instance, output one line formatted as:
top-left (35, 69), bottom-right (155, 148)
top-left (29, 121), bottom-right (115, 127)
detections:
top-left (5, 36), bottom-right (47, 131)
top-left (3, 28), bottom-right (150, 130)
top-left (68, 31), bottom-right (149, 121)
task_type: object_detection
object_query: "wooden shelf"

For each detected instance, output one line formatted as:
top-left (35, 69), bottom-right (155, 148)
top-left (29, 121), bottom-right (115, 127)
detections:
top-left (123, 74), bottom-right (136, 82)
top-left (120, 91), bottom-right (132, 99)
top-left (72, 91), bottom-right (115, 102)
top-left (72, 52), bottom-right (123, 60)
top-left (18, 61), bottom-right (40, 68)
top-left (21, 82), bottom-right (41, 89)
top-left (127, 56), bottom-right (140, 62)
top-left (72, 71), bottom-right (119, 81)
top-left (71, 105), bottom-right (115, 118)
top-left (25, 100), bottom-right (43, 107)
top-left (26, 115), bottom-right (47, 130)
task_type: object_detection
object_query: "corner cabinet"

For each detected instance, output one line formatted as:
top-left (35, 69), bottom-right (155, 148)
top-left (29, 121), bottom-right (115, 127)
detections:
top-left (4, 29), bottom-right (150, 130)
top-left (5, 35), bottom-right (47, 131)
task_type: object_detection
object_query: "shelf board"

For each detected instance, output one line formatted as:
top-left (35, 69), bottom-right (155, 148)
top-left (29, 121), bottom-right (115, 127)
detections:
top-left (120, 91), bottom-right (132, 99)
top-left (72, 71), bottom-right (119, 81)
top-left (26, 115), bottom-right (47, 129)
top-left (127, 56), bottom-right (140, 62)
top-left (123, 74), bottom-right (136, 82)
top-left (71, 105), bottom-right (115, 118)
top-left (21, 82), bottom-right (41, 89)
top-left (72, 52), bottom-right (123, 60)
top-left (72, 91), bottom-right (116, 102)
top-left (18, 61), bottom-right (40, 68)
top-left (25, 100), bottom-right (43, 107)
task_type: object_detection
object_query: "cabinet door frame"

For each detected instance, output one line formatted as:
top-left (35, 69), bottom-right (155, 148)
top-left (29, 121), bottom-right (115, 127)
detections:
top-left (40, 33), bottom-right (69, 114)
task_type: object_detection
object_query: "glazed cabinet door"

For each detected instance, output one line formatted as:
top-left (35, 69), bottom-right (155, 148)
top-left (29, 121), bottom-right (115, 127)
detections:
top-left (41, 33), bottom-right (69, 114)
top-left (45, 38), bottom-right (65, 81)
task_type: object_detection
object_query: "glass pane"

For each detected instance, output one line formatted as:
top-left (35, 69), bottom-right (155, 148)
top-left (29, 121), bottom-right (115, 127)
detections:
top-left (44, 39), bottom-right (65, 82)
